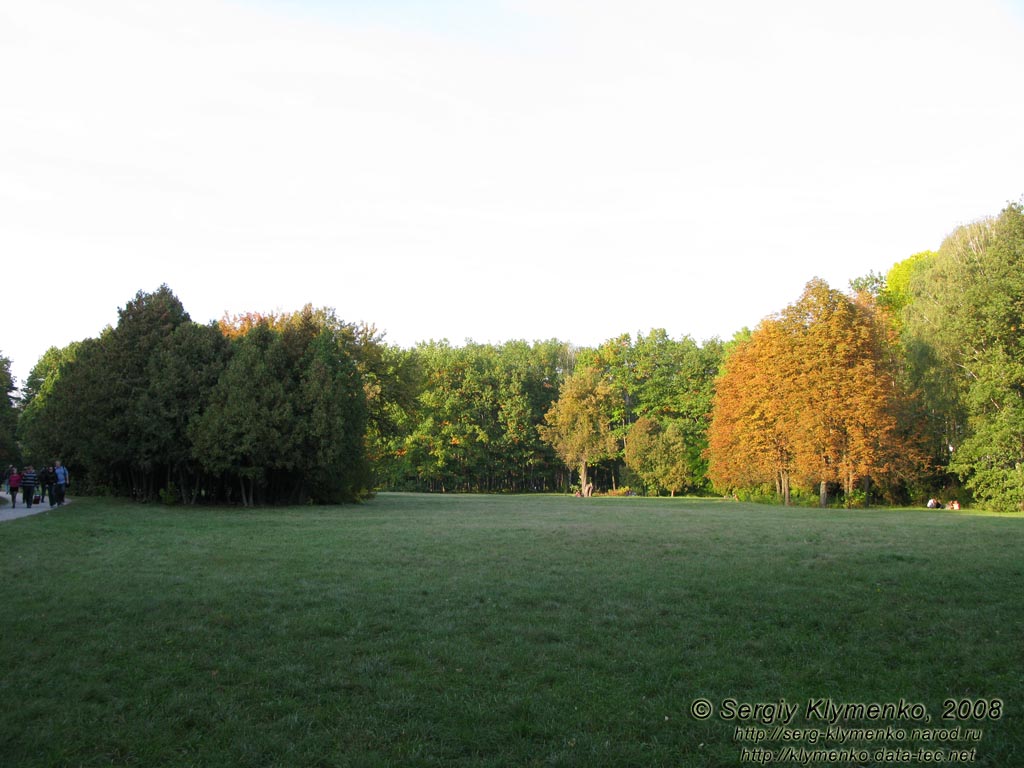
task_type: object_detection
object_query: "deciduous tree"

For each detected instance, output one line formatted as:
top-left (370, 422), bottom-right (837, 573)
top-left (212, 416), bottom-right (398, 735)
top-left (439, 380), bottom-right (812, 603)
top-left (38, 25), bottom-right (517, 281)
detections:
top-left (624, 416), bottom-right (696, 496)
top-left (903, 203), bottom-right (1024, 511)
top-left (709, 280), bottom-right (926, 505)
top-left (708, 319), bottom-right (796, 502)
top-left (539, 365), bottom-right (618, 496)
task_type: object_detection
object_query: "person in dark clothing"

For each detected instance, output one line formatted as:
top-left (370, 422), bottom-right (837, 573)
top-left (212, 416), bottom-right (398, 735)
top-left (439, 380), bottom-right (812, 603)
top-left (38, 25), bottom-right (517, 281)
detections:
top-left (40, 466), bottom-right (56, 507)
top-left (21, 466), bottom-right (38, 509)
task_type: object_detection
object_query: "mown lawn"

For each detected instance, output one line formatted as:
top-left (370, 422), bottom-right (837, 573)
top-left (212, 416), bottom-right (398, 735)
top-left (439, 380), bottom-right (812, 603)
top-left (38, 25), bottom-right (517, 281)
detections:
top-left (0, 494), bottom-right (1021, 767)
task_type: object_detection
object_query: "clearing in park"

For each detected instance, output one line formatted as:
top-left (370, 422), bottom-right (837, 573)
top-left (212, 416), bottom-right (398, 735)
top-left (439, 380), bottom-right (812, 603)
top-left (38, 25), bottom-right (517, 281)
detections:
top-left (0, 492), bottom-right (1020, 766)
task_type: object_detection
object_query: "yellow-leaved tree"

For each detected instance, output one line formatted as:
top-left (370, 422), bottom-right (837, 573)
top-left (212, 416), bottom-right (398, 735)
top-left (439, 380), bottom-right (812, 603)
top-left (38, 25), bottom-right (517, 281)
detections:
top-left (539, 365), bottom-right (619, 497)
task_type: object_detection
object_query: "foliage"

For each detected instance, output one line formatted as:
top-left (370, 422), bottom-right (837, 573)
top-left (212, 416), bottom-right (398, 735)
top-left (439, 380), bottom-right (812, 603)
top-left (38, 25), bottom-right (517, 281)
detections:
top-left (292, 320), bottom-right (371, 503)
top-left (0, 354), bottom-right (19, 465)
top-left (539, 365), bottom-right (619, 495)
top-left (623, 417), bottom-right (696, 496)
top-left (781, 281), bottom-right (925, 497)
top-left (12, 200), bottom-right (1024, 508)
top-left (31, 333), bottom-right (124, 488)
top-left (904, 203), bottom-right (1024, 511)
top-left (190, 322), bottom-right (299, 504)
top-left (140, 321), bottom-right (230, 502)
top-left (158, 482), bottom-right (179, 505)
top-left (21, 289), bottom-right (373, 505)
top-left (707, 318), bottom-right (796, 501)
top-left (575, 330), bottom-right (724, 493)
top-left (17, 342), bottom-right (82, 467)
top-left (377, 331), bottom-right (720, 496)
top-left (189, 308), bottom-right (371, 505)
top-left (848, 269), bottom-right (886, 297)
top-left (397, 340), bottom-right (568, 492)
top-left (709, 279), bottom-right (927, 505)
top-left (884, 251), bottom-right (936, 324)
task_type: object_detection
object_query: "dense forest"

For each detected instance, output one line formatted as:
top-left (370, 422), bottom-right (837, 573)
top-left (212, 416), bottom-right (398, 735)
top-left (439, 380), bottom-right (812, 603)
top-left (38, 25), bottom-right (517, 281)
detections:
top-left (2, 202), bottom-right (1022, 510)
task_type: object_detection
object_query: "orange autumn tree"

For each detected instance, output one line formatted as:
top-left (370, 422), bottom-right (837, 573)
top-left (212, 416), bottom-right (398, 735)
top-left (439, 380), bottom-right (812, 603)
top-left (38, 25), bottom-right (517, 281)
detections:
top-left (783, 280), bottom-right (904, 504)
top-left (707, 320), bottom-right (797, 503)
top-left (709, 279), bottom-right (925, 506)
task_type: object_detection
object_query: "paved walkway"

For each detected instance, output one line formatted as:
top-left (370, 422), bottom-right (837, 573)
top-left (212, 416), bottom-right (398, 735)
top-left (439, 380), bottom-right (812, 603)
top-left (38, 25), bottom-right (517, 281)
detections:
top-left (0, 491), bottom-right (71, 522)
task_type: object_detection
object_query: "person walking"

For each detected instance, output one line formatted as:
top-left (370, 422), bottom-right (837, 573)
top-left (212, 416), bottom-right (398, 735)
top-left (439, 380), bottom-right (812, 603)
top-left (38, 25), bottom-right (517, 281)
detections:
top-left (21, 466), bottom-right (38, 509)
top-left (39, 465), bottom-right (56, 507)
top-left (7, 468), bottom-right (21, 508)
top-left (54, 460), bottom-right (69, 505)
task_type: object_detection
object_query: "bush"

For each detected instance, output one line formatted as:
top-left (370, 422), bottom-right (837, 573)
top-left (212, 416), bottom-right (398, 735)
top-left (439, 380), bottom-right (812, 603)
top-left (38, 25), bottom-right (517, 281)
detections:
top-left (604, 486), bottom-right (634, 497)
top-left (844, 489), bottom-right (868, 509)
top-left (158, 482), bottom-right (179, 506)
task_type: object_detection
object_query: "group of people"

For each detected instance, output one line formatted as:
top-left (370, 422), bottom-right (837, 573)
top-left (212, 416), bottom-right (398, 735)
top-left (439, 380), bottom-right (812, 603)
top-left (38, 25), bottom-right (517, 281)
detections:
top-left (3, 461), bottom-right (70, 509)
top-left (927, 497), bottom-right (960, 510)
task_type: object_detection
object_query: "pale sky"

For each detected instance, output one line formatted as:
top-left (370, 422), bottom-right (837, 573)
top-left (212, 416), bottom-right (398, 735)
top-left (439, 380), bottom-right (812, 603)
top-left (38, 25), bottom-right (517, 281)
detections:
top-left (2, 0), bottom-right (1023, 385)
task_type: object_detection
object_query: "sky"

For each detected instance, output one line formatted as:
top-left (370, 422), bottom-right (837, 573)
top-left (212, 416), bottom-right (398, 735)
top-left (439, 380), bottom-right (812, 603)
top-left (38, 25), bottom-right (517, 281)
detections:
top-left (2, 0), bottom-right (1023, 386)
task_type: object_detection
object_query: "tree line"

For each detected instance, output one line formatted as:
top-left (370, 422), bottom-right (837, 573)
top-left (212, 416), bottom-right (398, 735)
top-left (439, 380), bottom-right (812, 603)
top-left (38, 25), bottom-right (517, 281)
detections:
top-left (1, 202), bottom-right (1021, 510)
top-left (376, 332), bottom-right (723, 496)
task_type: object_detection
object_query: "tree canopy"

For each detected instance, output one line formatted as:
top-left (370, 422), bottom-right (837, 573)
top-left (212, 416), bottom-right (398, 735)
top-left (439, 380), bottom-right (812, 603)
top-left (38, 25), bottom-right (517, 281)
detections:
top-left (539, 365), bottom-right (619, 496)
top-left (902, 203), bottom-right (1024, 511)
top-left (0, 354), bottom-right (18, 465)
top-left (17, 288), bottom-right (372, 504)
top-left (709, 279), bottom-right (927, 506)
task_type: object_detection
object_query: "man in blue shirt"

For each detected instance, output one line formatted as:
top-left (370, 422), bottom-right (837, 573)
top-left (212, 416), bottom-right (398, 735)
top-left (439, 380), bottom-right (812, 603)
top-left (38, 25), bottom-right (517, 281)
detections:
top-left (54, 460), bottom-right (69, 506)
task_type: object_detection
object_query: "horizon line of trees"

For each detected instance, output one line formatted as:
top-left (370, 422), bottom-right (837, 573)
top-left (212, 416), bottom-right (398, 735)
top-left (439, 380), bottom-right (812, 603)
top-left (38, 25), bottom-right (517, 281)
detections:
top-left (2, 201), bottom-right (1022, 511)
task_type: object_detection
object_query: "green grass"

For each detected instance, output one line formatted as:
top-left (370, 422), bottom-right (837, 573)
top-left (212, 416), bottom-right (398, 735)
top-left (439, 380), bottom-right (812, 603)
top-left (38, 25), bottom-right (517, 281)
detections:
top-left (1, 494), bottom-right (1022, 767)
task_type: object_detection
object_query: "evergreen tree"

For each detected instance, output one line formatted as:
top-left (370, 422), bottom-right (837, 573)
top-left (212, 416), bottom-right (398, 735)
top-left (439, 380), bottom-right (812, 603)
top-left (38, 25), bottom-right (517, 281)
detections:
top-left (0, 354), bottom-right (19, 465)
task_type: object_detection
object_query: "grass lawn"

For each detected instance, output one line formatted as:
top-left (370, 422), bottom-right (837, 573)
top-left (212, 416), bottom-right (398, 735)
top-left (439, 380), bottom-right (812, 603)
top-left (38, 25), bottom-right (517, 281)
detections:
top-left (1, 493), bottom-right (1021, 767)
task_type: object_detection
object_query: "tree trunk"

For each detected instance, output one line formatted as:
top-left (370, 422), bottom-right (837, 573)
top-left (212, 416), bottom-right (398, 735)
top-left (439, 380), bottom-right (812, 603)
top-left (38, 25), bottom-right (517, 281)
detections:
top-left (777, 470), bottom-right (793, 504)
top-left (579, 460), bottom-right (592, 497)
top-left (819, 480), bottom-right (828, 508)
